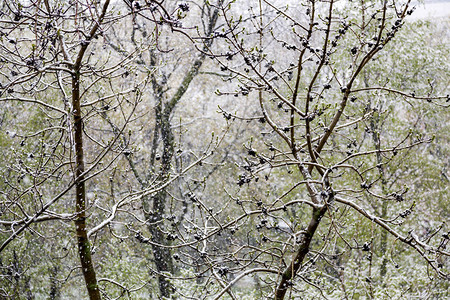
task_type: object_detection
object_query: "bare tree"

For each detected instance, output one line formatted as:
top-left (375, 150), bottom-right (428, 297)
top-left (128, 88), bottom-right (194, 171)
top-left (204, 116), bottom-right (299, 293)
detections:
top-left (153, 0), bottom-right (448, 298)
top-left (0, 0), bottom-right (211, 298)
top-left (1, 0), bottom-right (448, 299)
top-left (103, 0), bottom-right (226, 297)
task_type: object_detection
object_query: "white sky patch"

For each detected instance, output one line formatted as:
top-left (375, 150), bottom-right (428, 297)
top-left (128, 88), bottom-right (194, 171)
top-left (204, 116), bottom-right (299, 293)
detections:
top-left (411, 0), bottom-right (450, 19)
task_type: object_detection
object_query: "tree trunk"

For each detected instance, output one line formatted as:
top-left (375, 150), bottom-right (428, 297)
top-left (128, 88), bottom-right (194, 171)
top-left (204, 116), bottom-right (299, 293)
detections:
top-left (49, 265), bottom-right (61, 300)
top-left (69, 1), bottom-right (110, 297)
top-left (147, 191), bottom-right (176, 298)
top-left (368, 101), bottom-right (389, 279)
top-left (72, 71), bottom-right (101, 300)
top-left (274, 206), bottom-right (327, 300)
top-left (147, 110), bottom-right (176, 298)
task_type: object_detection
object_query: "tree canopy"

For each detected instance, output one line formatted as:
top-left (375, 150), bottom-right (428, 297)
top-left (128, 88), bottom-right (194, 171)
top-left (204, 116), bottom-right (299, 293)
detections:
top-left (0, 0), bottom-right (448, 299)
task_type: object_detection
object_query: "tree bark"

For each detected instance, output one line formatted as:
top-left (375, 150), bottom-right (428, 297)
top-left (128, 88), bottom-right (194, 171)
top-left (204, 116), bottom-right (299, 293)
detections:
top-left (369, 109), bottom-right (389, 279)
top-left (274, 206), bottom-right (327, 300)
top-left (72, 71), bottom-right (101, 300)
top-left (147, 191), bottom-right (176, 298)
top-left (69, 1), bottom-right (110, 298)
top-left (49, 265), bottom-right (61, 300)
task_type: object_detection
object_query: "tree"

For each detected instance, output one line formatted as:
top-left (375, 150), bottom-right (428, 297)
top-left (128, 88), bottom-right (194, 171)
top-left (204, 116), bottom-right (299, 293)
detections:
top-left (0, 0), bottom-right (448, 299)
top-left (0, 0), bottom-right (212, 298)
top-left (162, 0), bottom-right (449, 298)
top-left (102, 0), bottom-right (225, 297)
top-left (0, 0), bottom-right (122, 297)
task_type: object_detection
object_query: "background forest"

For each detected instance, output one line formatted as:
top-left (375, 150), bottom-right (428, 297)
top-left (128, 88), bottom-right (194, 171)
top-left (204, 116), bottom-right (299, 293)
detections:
top-left (0, 0), bottom-right (449, 299)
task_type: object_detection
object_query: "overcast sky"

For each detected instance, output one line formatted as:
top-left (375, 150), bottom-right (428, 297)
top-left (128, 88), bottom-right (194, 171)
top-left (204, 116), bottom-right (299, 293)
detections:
top-left (411, 0), bottom-right (450, 19)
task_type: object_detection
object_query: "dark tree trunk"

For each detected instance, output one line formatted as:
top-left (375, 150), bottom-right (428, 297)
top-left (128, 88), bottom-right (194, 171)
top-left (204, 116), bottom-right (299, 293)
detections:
top-left (69, 2), bottom-right (110, 298)
top-left (147, 110), bottom-right (176, 298)
top-left (274, 206), bottom-right (327, 300)
top-left (148, 191), bottom-right (176, 298)
top-left (72, 71), bottom-right (101, 300)
top-left (49, 265), bottom-right (61, 300)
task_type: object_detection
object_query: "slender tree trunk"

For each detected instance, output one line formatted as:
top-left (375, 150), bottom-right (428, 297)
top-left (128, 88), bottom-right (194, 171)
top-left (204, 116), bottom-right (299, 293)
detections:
top-left (371, 121), bottom-right (389, 279)
top-left (72, 71), bottom-right (101, 300)
top-left (147, 191), bottom-right (176, 298)
top-left (379, 201), bottom-right (388, 277)
top-left (49, 265), bottom-right (61, 300)
top-left (147, 111), bottom-right (176, 298)
top-left (368, 100), bottom-right (389, 279)
top-left (274, 206), bottom-right (327, 300)
top-left (68, 1), bottom-right (110, 297)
